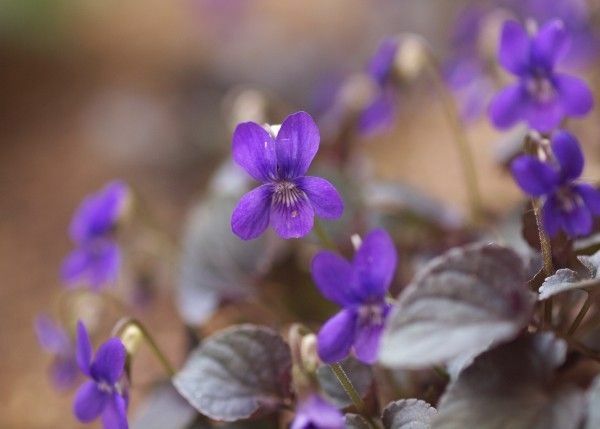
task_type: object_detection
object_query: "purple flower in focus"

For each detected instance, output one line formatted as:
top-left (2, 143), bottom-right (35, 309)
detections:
top-left (489, 19), bottom-right (593, 132)
top-left (231, 111), bottom-right (344, 240)
top-left (62, 181), bottom-right (128, 289)
top-left (359, 37), bottom-right (400, 136)
top-left (73, 321), bottom-right (128, 429)
top-left (511, 131), bottom-right (600, 237)
top-left (35, 314), bottom-right (78, 390)
top-left (291, 394), bottom-right (344, 429)
top-left (313, 229), bottom-right (397, 364)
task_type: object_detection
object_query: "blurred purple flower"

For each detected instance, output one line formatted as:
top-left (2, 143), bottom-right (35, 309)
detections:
top-left (73, 321), bottom-right (128, 429)
top-left (511, 131), bottom-right (600, 237)
top-left (62, 181), bottom-right (128, 289)
top-left (35, 314), bottom-right (78, 390)
top-left (313, 229), bottom-right (397, 364)
top-left (489, 19), bottom-right (593, 132)
top-left (359, 37), bottom-right (400, 136)
top-left (231, 111), bottom-right (343, 240)
top-left (291, 394), bottom-right (344, 429)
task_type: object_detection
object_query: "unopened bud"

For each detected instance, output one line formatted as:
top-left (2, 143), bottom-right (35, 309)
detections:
top-left (119, 324), bottom-right (143, 355)
top-left (395, 34), bottom-right (428, 81)
top-left (300, 334), bottom-right (319, 373)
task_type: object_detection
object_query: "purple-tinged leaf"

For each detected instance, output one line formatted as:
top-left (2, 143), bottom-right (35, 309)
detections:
top-left (538, 249), bottom-right (600, 300)
top-left (383, 399), bottom-right (436, 429)
top-left (380, 243), bottom-right (535, 368)
top-left (432, 333), bottom-right (585, 429)
top-left (173, 325), bottom-right (292, 422)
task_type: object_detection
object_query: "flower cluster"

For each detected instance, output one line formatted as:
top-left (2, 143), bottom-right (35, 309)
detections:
top-left (511, 131), bottom-right (600, 237)
top-left (489, 19), bottom-right (593, 132)
top-left (61, 181), bottom-right (129, 289)
top-left (73, 321), bottom-right (128, 429)
top-left (231, 111), bottom-right (343, 240)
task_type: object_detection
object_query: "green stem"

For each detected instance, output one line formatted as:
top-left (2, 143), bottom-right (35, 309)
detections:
top-left (112, 318), bottom-right (176, 377)
top-left (424, 52), bottom-right (483, 224)
top-left (532, 199), bottom-right (554, 328)
top-left (567, 294), bottom-right (593, 336)
top-left (330, 363), bottom-right (376, 427)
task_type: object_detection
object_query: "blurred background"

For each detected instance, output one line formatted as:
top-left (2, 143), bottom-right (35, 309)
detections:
top-left (2, 0), bottom-right (600, 428)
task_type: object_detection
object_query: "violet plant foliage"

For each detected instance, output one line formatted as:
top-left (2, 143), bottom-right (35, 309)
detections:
top-left (312, 228), bottom-right (397, 364)
top-left (61, 181), bottom-right (128, 289)
top-left (511, 131), bottom-right (600, 237)
top-left (73, 321), bottom-right (129, 429)
top-left (231, 111), bottom-right (343, 240)
top-left (489, 19), bottom-right (593, 132)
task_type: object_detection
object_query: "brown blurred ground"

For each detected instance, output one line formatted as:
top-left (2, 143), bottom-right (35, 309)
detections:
top-left (2, 1), bottom-right (600, 428)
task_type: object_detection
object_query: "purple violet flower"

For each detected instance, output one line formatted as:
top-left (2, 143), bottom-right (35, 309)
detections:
top-left (312, 228), bottom-right (397, 364)
top-left (73, 321), bottom-right (129, 429)
top-left (359, 37), bottom-right (400, 136)
top-left (511, 131), bottom-right (600, 237)
top-left (62, 181), bottom-right (128, 289)
top-left (291, 394), bottom-right (344, 429)
top-left (231, 111), bottom-right (344, 240)
top-left (35, 314), bottom-right (78, 390)
top-left (489, 19), bottom-right (593, 132)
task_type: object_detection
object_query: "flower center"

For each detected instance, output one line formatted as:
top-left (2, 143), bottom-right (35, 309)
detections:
top-left (556, 186), bottom-right (584, 213)
top-left (272, 181), bottom-right (305, 210)
top-left (526, 75), bottom-right (555, 103)
top-left (358, 303), bottom-right (385, 326)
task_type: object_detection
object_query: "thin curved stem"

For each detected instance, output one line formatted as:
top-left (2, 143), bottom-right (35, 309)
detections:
top-left (112, 317), bottom-right (176, 377)
top-left (330, 363), bottom-right (377, 428)
top-left (567, 294), bottom-right (593, 337)
top-left (532, 199), bottom-right (554, 328)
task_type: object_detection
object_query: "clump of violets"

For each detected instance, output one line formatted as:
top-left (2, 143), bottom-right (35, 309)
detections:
top-left (359, 37), bottom-right (400, 135)
top-left (312, 228), bottom-right (397, 364)
top-left (291, 394), bottom-right (344, 429)
top-left (489, 19), bottom-right (593, 132)
top-left (73, 321), bottom-right (129, 429)
top-left (231, 111), bottom-right (343, 240)
top-left (35, 314), bottom-right (78, 390)
top-left (511, 130), bottom-right (600, 237)
top-left (61, 181), bottom-right (129, 289)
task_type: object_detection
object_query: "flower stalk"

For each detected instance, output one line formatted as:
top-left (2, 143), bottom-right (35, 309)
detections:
top-left (567, 293), bottom-right (593, 336)
top-left (532, 199), bottom-right (555, 327)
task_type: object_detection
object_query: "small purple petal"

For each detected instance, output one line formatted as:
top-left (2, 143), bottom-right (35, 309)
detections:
top-left (311, 251), bottom-right (359, 307)
top-left (275, 111), bottom-right (320, 179)
top-left (488, 83), bottom-right (525, 129)
top-left (73, 381), bottom-right (109, 422)
top-left (270, 193), bottom-right (314, 239)
top-left (76, 321), bottom-right (93, 376)
top-left (562, 202), bottom-right (593, 237)
top-left (353, 229), bottom-right (397, 299)
top-left (358, 91), bottom-right (396, 136)
top-left (35, 314), bottom-right (70, 354)
top-left (231, 184), bottom-right (272, 240)
top-left (367, 37), bottom-right (399, 85)
top-left (551, 131), bottom-right (584, 181)
top-left (499, 20), bottom-right (530, 75)
top-left (291, 394), bottom-right (344, 429)
top-left (554, 74), bottom-right (594, 116)
top-left (542, 195), bottom-right (561, 237)
top-left (575, 183), bottom-right (600, 215)
top-left (354, 316), bottom-right (386, 364)
top-left (317, 309), bottom-right (357, 364)
top-left (101, 393), bottom-right (129, 429)
top-left (232, 121), bottom-right (277, 182)
top-left (511, 155), bottom-right (560, 196)
top-left (531, 20), bottom-right (569, 71)
top-left (297, 176), bottom-right (343, 220)
top-left (91, 338), bottom-right (126, 384)
top-left (88, 241), bottom-right (121, 289)
top-left (61, 248), bottom-right (91, 285)
top-left (50, 357), bottom-right (79, 390)
top-left (524, 97), bottom-right (563, 133)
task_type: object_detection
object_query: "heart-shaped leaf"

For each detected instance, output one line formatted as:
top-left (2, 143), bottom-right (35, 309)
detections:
top-left (177, 161), bottom-right (283, 326)
top-left (539, 250), bottom-right (600, 300)
top-left (317, 357), bottom-right (372, 407)
top-left (380, 243), bottom-right (535, 368)
top-left (382, 399), bottom-right (436, 429)
top-left (173, 324), bottom-right (292, 422)
top-left (432, 333), bottom-right (585, 429)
